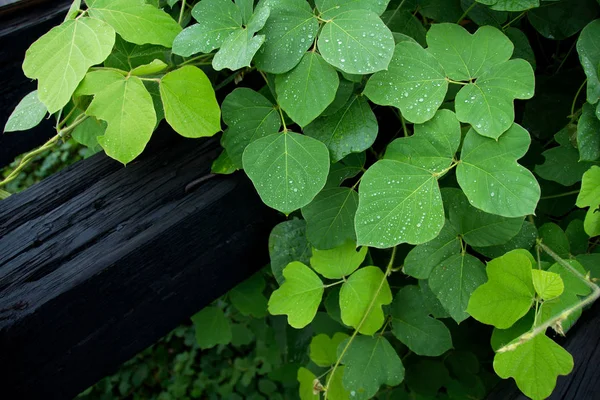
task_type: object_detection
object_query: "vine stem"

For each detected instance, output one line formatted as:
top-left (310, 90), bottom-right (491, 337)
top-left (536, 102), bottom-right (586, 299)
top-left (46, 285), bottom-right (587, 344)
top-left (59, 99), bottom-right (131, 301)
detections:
top-left (401, 114), bottom-right (409, 137)
top-left (497, 241), bottom-right (600, 353)
top-left (457, 1), bottom-right (476, 24)
top-left (323, 247), bottom-right (398, 399)
top-left (570, 79), bottom-right (587, 118)
top-left (0, 134), bottom-right (60, 189)
top-left (178, 0), bottom-right (187, 25)
top-left (540, 190), bottom-right (580, 200)
top-left (502, 11), bottom-right (527, 30)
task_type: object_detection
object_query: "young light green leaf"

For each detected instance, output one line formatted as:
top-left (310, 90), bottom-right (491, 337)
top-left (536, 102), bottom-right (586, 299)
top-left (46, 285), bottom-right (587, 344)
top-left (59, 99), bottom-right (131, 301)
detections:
top-left (159, 66), bottom-right (221, 138)
top-left (4, 91), bottom-right (47, 133)
top-left (212, 150), bottom-right (237, 174)
top-left (65, 0), bottom-right (82, 20)
top-left (86, 76), bottom-right (156, 164)
top-left (275, 52), bottom-right (339, 127)
top-left (493, 335), bottom-right (573, 400)
top-left (467, 250), bottom-right (535, 328)
top-left (577, 19), bottom-right (600, 105)
top-left (316, 0), bottom-right (391, 18)
top-left (304, 95), bottom-right (378, 162)
top-left (229, 273), bottom-right (268, 318)
top-left (172, 0), bottom-right (241, 56)
top-left (391, 286), bottom-right (453, 356)
top-left (577, 103), bottom-right (600, 161)
top-left (340, 335), bottom-right (405, 399)
top-left (74, 70), bottom-right (125, 97)
top-left (577, 166), bottom-right (600, 233)
top-left (253, 0), bottom-right (319, 74)
top-left (355, 160), bottom-right (445, 247)
top-left (269, 219), bottom-right (312, 285)
top-left (457, 124), bottom-right (541, 217)
top-left (221, 88), bottom-right (280, 168)
top-left (364, 41), bottom-right (448, 124)
top-left (242, 132), bottom-right (330, 214)
top-left (339, 266), bottom-right (392, 335)
top-left (298, 367), bottom-right (320, 400)
top-left (191, 306), bottom-right (232, 349)
top-left (326, 366), bottom-right (351, 400)
top-left (310, 241), bottom-right (367, 279)
top-left (531, 270), bottom-right (564, 301)
top-left (429, 252), bottom-right (487, 323)
top-left (268, 261), bottom-right (324, 328)
top-left (309, 332), bottom-right (349, 367)
top-left (130, 59), bottom-right (168, 76)
top-left (22, 18), bottom-right (115, 113)
top-left (318, 10), bottom-right (395, 75)
top-left (302, 188), bottom-right (360, 250)
top-left (88, 0), bottom-right (182, 47)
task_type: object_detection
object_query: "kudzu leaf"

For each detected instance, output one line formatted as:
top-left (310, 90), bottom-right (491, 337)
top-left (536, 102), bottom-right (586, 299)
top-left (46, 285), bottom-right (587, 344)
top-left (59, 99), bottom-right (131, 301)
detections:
top-left (322, 79), bottom-right (355, 116)
top-left (419, 279), bottom-right (451, 319)
top-left (382, 9), bottom-right (427, 47)
top-left (172, 0), bottom-right (241, 56)
top-left (548, 260), bottom-right (591, 297)
top-left (405, 359), bottom-right (450, 396)
top-left (191, 306), bottom-right (232, 349)
top-left (253, 0), bottom-right (318, 74)
top-left (310, 241), bottom-right (367, 278)
top-left (539, 222), bottom-right (570, 261)
top-left (318, 10), bottom-right (395, 75)
top-left (276, 52), bottom-right (339, 127)
top-left (528, 0), bottom-right (599, 40)
top-left (535, 139), bottom-right (596, 186)
top-left (325, 152), bottom-right (365, 188)
top-left (159, 66), bottom-right (221, 138)
top-left (364, 41), bottom-right (448, 124)
top-left (461, 0), bottom-right (508, 28)
top-left (88, 0), bottom-right (181, 47)
top-left (429, 252), bottom-right (487, 323)
top-left (476, 0), bottom-right (540, 11)
top-left (229, 272), bottom-right (268, 317)
top-left (490, 310), bottom-right (535, 352)
top-left (566, 219), bottom-right (589, 255)
top-left (211, 149), bottom-right (238, 174)
top-left (474, 220), bottom-right (538, 259)
top-left (221, 88), bottom-right (280, 169)
top-left (577, 166), bottom-right (600, 236)
top-left (531, 270), bottom-right (564, 300)
top-left (268, 261), bottom-right (324, 328)
top-left (74, 70), bottom-right (125, 97)
top-left (235, 0), bottom-right (254, 24)
top-left (577, 103), bottom-right (600, 161)
top-left (302, 188), bottom-right (360, 250)
top-left (304, 95), bottom-right (378, 162)
top-left (339, 266), bottom-right (392, 335)
top-left (72, 117), bottom-right (106, 153)
top-left (467, 250), bottom-right (535, 329)
top-left (403, 220), bottom-right (460, 279)
top-left (493, 335), bottom-right (573, 400)
top-left (316, 0), bottom-right (391, 18)
top-left (391, 286), bottom-right (453, 356)
top-left (309, 332), bottom-right (349, 367)
top-left (326, 366), bottom-right (351, 400)
top-left (577, 19), bottom-right (600, 105)
top-left (230, 324), bottom-right (254, 347)
top-left (297, 367), bottom-right (319, 400)
top-left (455, 59), bottom-right (534, 139)
top-left (130, 59), bottom-right (168, 76)
top-left (104, 36), bottom-right (168, 71)
top-left (22, 17), bottom-right (115, 113)
top-left (443, 187), bottom-right (524, 247)
top-left (505, 27), bottom-right (536, 69)
top-left (457, 124), bottom-right (541, 217)
top-left (65, 0), bottom-right (82, 20)
top-left (86, 76), bottom-right (156, 164)
top-left (243, 132), bottom-right (330, 214)
top-left (4, 91), bottom-right (47, 133)
top-left (340, 335), bottom-right (404, 399)
top-left (269, 219), bottom-right (312, 285)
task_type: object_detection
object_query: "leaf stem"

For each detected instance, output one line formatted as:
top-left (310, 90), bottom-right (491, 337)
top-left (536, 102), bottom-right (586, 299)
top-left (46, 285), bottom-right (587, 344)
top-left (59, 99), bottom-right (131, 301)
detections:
top-left (457, 1), bottom-right (476, 24)
top-left (323, 280), bottom-right (344, 288)
top-left (178, 0), bottom-right (187, 25)
top-left (540, 190), bottom-right (580, 200)
top-left (570, 79), bottom-right (587, 118)
top-left (384, 0), bottom-right (406, 25)
top-left (180, 54), bottom-right (213, 67)
top-left (89, 66), bottom-right (128, 76)
top-left (502, 11), bottom-right (527, 30)
top-left (277, 106), bottom-right (287, 132)
top-left (555, 39), bottom-right (577, 75)
top-left (445, 77), bottom-right (468, 86)
top-left (401, 114), bottom-right (409, 137)
top-left (324, 247), bottom-right (397, 400)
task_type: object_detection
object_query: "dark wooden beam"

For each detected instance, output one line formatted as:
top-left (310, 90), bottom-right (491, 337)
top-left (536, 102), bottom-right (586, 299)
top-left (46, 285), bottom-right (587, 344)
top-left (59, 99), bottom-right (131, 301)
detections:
top-left (0, 128), bottom-right (280, 399)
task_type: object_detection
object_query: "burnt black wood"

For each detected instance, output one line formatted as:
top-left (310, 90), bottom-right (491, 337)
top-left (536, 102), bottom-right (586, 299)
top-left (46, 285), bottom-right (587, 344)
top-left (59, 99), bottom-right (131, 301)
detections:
top-left (0, 128), bottom-right (280, 400)
top-left (0, 0), bottom-right (72, 168)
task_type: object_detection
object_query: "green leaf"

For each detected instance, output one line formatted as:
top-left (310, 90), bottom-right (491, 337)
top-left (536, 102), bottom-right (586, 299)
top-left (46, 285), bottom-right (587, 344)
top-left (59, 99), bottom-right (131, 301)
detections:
top-left (310, 241), bottom-right (367, 278)
top-left (323, 79), bottom-right (356, 116)
top-left (302, 188), bottom-right (360, 250)
top-left (309, 332), bottom-right (349, 367)
top-left (477, 0), bottom-right (540, 11)
top-left (88, 0), bottom-right (181, 47)
top-left (275, 52), bottom-right (339, 127)
top-left (268, 262), bottom-right (324, 328)
top-left (577, 103), bottom-right (600, 161)
top-left (566, 219), bottom-right (589, 255)
top-left (403, 220), bottom-right (461, 279)
top-left (491, 309), bottom-right (534, 351)
top-left (457, 124), bottom-right (541, 217)
top-left (326, 366), bottom-right (351, 400)
top-left (304, 95), bottom-right (378, 162)
top-left (493, 335), bottom-right (573, 400)
top-left (269, 219), bottom-right (312, 285)
top-left (4, 91), bottom-right (47, 133)
top-left (535, 133), bottom-right (596, 186)
top-left (405, 359), bottom-right (450, 396)
top-left (364, 41), bottom-right (448, 124)
top-left (340, 335), bottom-right (404, 399)
top-left (72, 117), bottom-right (106, 152)
top-left (66, 0), bottom-right (82, 20)
top-left (382, 9), bottom-right (427, 47)
top-left (211, 149), bottom-right (238, 174)
top-left (297, 367), bottom-right (319, 400)
top-left (74, 70), bottom-right (125, 97)
top-left (577, 166), bottom-right (600, 208)
top-left (22, 18), bottom-right (115, 113)
top-left (429, 252), bottom-right (487, 323)
top-left (391, 286), bottom-right (453, 356)
top-left (316, 0), bottom-right (391, 18)
top-left (325, 152), bottom-right (365, 188)
top-left (104, 36), bottom-right (168, 71)
top-left (130, 59), bottom-right (168, 76)
top-left (418, 0), bottom-right (463, 22)
top-left (474, 220), bottom-right (538, 259)
top-left (528, 0), bottom-right (599, 40)
top-left (86, 76), bottom-right (156, 164)
top-left (253, 0), bottom-right (319, 74)
top-left (505, 27), bottom-right (536, 70)
top-left (236, 0), bottom-right (254, 24)
top-left (159, 66), bottom-right (221, 138)
top-left (339, 266), bottom-right (392, 335)
top-left (539, 222), bottom-right (571, 261)
top-left (221, 88), bottom-right (280, 168)
top-left (577, 19), bottom-right (600, 105)
top-left (191, 306), bottom-right (232, 349)
top-left (467, 250), bottom-right (535, 329)
top-left (419, 279), bottom-right (451, 319)
top-left (242, 132), bottom-right (330, 214)
top-left (172, 0), bottom-right (241, 56)
top-left (531, 270), bottom-right (564, 300)
top-left (317, 10), bottom-right (395, 75)
top-left (461, 0), bottom-right (508, 28)
top-left (229, 273), bottom-right (268, 317)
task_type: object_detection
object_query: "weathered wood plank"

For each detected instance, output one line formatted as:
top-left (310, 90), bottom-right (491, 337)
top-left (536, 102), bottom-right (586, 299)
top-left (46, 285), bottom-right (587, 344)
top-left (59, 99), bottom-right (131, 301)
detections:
top-left (0, 128), bottom-right (280, 399)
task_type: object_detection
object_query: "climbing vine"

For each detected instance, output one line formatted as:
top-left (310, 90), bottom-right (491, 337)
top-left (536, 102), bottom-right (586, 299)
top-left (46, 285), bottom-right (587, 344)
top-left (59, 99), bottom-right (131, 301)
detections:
top-left (4, 0), bottom-right (600, 399)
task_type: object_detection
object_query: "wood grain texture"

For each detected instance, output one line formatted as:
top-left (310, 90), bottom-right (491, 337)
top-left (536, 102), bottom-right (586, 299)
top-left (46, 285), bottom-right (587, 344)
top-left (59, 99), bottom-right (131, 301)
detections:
top-left (0, 128), bottom-right (280, 399)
